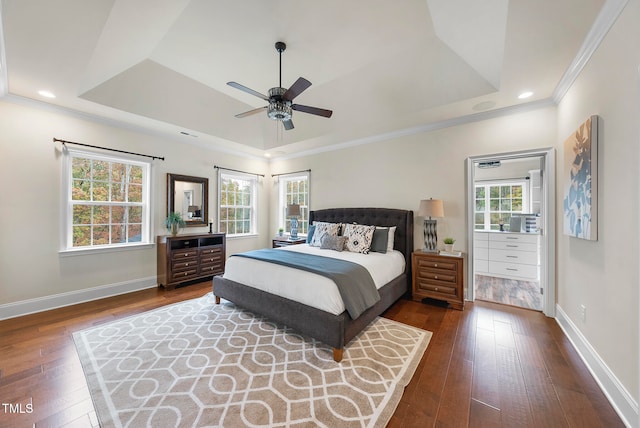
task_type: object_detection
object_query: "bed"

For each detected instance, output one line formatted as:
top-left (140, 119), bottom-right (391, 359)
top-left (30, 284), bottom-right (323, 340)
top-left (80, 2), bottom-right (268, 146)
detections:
top-left (212, 207), bottom-right (414, 362)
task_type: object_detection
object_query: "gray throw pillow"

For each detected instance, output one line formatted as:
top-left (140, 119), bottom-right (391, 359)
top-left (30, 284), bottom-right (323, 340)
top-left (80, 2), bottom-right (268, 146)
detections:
top-left (370, 227), bottom-right (389, 253)
top-left (320, 235), bottom-right (346, 251)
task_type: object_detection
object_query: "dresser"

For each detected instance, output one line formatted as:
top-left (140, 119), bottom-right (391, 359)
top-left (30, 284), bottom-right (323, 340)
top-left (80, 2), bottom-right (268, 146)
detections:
top-left (412, 251), bottom-right (465, 310)
top-left (157, 233), bottom-right (226, 289)
top-left (474, 231), bottom-right (540, 280)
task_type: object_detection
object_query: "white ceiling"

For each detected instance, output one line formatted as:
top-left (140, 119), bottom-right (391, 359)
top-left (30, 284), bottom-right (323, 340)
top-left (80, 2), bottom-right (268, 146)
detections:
top-left (0, 0), bottom-right (606, 158)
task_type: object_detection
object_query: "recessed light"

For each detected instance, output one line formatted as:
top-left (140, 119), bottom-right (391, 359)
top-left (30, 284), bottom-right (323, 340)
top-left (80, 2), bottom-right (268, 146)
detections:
top-left (518, 91), bottom-right (533, 99)
top-left (264, 153), bottom-right (272, 158)
top-left (38, 90), bottom-right (56, 99)
top-left (472, 101), bottom-right (496, 111)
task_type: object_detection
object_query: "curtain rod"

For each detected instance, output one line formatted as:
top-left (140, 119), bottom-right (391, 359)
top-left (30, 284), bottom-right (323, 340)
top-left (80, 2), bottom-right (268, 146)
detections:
top-left (271, 169), bottom-right (311, 178)
top-left (214, 165), bottom-right (265, 178)
top-left (54, 138), bottom-right (165, 161)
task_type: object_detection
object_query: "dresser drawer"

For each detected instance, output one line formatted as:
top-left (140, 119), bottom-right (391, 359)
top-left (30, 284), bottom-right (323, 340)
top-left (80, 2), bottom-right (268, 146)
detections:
top-left (490, 248), bottom-right (538, 265)
top-left (474, 247), bottom-right (489, 261)
top-left (172, 258), bottom-right (198, 271)
top-left (170, 268), bottom-right (198, 282)
top-left (489, 261), bottom-right (538, 279)
top-left (489, 241), bottom-right (537, 252)
top-left (200, 247), bottom-right (221, 256)
top-left (475, 259), bottom-right (489, 273)
top-left (172, 248), bottom-right (198, 259)
top-left (199, 263), bottom-right (223, 275)
top-left (489, 233), bottom-right (539, 244)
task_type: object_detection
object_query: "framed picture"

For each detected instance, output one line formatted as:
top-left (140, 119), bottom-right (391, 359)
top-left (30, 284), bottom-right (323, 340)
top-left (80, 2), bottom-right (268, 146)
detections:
top-left (563, 115), bottom-right (598, 240)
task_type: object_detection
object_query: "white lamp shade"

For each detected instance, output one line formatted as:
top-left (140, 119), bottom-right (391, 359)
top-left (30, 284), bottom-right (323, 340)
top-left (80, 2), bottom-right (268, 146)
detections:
top-left (418, 199), bottom-right (444, 218)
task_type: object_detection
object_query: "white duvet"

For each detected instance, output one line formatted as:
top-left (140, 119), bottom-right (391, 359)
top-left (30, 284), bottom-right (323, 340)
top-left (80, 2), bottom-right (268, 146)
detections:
top-left (222, 244), bottom-right (406, 315)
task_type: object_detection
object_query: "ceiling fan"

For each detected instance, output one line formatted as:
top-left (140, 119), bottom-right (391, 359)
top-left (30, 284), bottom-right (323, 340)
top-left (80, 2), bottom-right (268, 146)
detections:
top-left (227, 42), bottom-right (332, 130)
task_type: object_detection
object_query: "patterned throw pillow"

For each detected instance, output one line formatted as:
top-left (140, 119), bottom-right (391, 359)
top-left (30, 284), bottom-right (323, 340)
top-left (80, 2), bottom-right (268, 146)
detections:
top-left (342, 223), bottom-right (376, 254)
top-left (309, 222), bottom-right (340, 247)
top-left (320, 235), bottom-right (347, 251)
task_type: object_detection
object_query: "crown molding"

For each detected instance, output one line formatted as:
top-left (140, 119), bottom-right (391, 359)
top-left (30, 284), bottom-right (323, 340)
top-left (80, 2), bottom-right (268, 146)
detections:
top-left (276, 98), bottom-right (556, 161)
top-left (552, 0), bottom-right (629, 102)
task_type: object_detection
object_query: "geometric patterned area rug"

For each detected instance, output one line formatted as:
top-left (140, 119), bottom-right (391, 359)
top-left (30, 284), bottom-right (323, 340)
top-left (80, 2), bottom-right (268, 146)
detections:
top-left (73, 293), bottom-right (431, 428)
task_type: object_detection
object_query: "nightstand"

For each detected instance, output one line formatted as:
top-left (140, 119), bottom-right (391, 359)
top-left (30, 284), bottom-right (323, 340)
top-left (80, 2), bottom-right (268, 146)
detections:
top-left (272, 236), bottom-right (307, 248)
top-left (412, 250), bottom-right (465, 310)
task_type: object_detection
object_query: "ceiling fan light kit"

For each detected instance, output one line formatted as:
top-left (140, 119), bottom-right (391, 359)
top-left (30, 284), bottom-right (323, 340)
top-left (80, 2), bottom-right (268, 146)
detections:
top-left (227, 42), bottom-right (332, 131)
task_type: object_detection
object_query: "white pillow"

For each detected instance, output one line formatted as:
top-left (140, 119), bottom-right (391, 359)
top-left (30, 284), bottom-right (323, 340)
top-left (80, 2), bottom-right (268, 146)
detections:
top-left (386, 226), bottom-right (397, 252)
top-left (309, 222), bottom-right (340, 247)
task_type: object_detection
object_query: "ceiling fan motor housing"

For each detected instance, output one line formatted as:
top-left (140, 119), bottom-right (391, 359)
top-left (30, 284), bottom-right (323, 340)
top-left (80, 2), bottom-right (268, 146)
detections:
top-left (267, 87), bottom-right (292, 121)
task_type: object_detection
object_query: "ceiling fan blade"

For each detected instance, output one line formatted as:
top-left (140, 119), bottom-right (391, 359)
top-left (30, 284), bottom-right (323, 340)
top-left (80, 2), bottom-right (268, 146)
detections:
top-left (292, 104), bottom-right (333, 118)
top-left (282, 77), bottom-right (311, 101)
top-left (235, 106), bottom-right (267, 118)
top-left (227, 81), bottom-right (269, 101)
top-left (282, 119), bottom-right (294, 130)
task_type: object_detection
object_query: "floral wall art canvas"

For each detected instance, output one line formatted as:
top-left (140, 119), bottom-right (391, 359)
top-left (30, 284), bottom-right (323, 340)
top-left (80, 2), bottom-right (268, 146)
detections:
top-left (563, 115), bottom-right (598, 240)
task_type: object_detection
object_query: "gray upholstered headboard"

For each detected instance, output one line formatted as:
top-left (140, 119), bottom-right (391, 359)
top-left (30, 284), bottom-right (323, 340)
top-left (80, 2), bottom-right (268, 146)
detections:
top-left (308, 207), bottom-right (414, 272)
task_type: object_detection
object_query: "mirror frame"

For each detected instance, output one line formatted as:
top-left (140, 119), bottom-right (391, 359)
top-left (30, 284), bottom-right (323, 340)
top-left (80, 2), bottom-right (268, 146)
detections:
top-left (167, 173), bottom-right (209, 228)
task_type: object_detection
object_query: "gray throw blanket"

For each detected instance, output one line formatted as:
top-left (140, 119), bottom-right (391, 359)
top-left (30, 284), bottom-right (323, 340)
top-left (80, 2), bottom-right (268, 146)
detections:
top-left (231, 249), bottom-right (380, 319)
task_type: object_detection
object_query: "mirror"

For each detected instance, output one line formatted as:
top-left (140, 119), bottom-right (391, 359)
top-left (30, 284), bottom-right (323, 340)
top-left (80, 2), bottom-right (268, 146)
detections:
top-left (167, 173), bottom-right (209, 228)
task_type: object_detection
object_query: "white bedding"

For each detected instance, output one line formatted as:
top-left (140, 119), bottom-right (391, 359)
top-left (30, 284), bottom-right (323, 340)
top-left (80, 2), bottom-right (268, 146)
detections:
top-left (222, 244), bottom-right (406, 315)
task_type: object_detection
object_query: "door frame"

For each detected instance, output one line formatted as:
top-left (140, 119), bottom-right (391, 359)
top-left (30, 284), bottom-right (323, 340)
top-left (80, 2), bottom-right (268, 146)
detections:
top-left (465, 147), bottom-right (556, 317)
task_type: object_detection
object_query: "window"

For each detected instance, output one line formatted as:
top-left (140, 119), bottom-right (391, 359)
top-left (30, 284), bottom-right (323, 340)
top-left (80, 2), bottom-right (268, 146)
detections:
top-left (62, 149), bottom-right (151, 251)
top-left (278, 172), bottom-right (309, 235)
top-left (475, 180), bottom-right (528, 230)
top-left (218, 172), bottom-right (257, 236)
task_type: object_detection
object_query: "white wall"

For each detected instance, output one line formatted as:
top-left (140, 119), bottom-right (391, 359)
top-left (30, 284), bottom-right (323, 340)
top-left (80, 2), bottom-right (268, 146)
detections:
top-left (0, 99), bottom-right (270, 314)
top-left (270, 106), bottom-right (557, 253)
top-left (556, 0), bottom-right (639, 421)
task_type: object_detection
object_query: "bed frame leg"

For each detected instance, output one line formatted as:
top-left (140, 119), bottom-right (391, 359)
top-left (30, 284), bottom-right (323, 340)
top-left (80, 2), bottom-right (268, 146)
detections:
top-left (215, 296), bottom-right (220, 304)
top-left (333, 348), bottom-right (343, 362)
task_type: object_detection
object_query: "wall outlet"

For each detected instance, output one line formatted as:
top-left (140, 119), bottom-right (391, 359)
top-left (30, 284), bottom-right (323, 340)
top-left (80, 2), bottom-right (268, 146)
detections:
top-left (579, 304), bottom-right (586, 322)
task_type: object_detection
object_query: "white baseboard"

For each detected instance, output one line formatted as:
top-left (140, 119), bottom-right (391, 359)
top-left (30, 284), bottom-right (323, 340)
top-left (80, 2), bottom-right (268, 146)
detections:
top-left (555, 304), bottom-right (638, 428)
top-left (0, 277), bottom-right (158, 321)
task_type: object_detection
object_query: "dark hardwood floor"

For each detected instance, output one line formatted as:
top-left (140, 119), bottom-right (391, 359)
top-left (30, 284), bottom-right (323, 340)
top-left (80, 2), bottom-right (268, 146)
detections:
top-left (0, 281), bottom-right (624, 427)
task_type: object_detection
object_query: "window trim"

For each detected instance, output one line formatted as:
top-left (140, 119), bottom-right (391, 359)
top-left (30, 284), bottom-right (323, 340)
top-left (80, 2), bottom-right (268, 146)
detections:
top-left (277, 171), bottom-right (310, 236)
top-left (60, 148), bottom-right (152, 253)
top-left (474, 178), bottom-right (529, 231)
top-left (217, 170), bottom-right (258, 237)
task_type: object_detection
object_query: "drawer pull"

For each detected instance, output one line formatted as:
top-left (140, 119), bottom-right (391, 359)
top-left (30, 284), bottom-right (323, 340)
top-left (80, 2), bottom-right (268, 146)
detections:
top-left (506, 237), bottom-right (518, 240)
top-left (434, 263), bottom-right (438, 267)
top-left (435, 287), bottom-right (439, 291)
top-left (507, 255), bottom-right (518, 258)
top-left (506, 245), bottom-right (519, 248)
top-left (184, 272), bottom-right (188, 276)
top-left (185, 263), bottom-right (189, 266)
top-left (435, 276), bottom-right (438, 279)
top-left (185, 254), bottom-right (190, 257)
top-left (506, 268), bottom-right (518, 271)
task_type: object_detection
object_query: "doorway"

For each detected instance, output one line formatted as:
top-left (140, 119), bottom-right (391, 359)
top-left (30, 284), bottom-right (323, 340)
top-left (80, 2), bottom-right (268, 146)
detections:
top-left (466, 148), bottom-right (556, 317)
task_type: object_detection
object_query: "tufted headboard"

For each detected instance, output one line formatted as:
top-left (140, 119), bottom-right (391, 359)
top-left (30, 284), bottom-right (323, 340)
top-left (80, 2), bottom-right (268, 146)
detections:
top-left (309, 207), bottom-right (414, 275)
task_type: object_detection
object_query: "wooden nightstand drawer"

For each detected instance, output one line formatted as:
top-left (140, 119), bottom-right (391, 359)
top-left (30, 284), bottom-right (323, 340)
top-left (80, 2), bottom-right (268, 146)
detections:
top-left (416, 279), bottom-right (458, 296)
top-left (412, 251), bottom-right (465, 310)
top-left (415, 258), bottom-right (458, 272)
top-left (415, 268), bottom-right (457, 284)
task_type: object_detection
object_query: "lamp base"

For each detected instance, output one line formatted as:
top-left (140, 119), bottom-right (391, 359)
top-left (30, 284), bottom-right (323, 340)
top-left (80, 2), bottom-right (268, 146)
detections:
top-left (289, 217), bottom-right (299, 240)
top-left (423, 218), bottom-right (438, 252)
